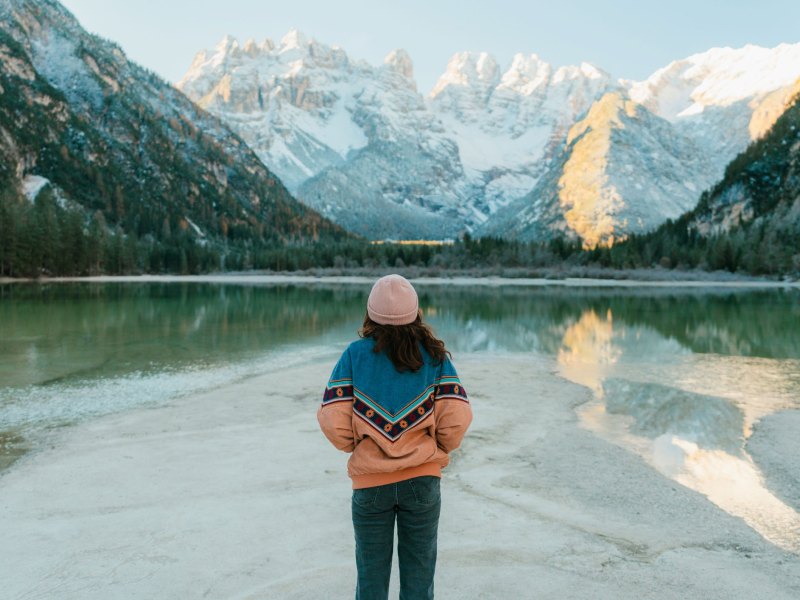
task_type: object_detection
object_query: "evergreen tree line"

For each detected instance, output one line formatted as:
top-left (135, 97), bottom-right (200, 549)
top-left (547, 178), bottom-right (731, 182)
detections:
top-left (0, 189), bottom-right (219, 277)
top-left (580, 212), bottom-right (800, 276)
top-left (2, 188), bottom-right (797, 278)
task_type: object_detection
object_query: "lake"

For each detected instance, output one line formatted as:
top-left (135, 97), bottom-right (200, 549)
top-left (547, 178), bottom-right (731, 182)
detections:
top-left (1, 280), bottom-right (799, 551)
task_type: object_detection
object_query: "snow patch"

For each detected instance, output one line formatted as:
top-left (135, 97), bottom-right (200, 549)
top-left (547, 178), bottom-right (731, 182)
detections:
top-left (185, 217), bottom-right (205, 237)
top-left (22, 175), bottom-right (50, 201)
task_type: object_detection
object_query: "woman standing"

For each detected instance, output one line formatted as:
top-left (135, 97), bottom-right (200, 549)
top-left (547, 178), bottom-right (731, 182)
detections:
top-left (317, 274), bottom-right (473, 600)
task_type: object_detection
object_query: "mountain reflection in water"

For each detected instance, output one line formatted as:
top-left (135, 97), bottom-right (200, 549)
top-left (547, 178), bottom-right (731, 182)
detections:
top-left (2, 282), bottom-right (800, 551)
top-left (557, 307), bottom-right (800, 553)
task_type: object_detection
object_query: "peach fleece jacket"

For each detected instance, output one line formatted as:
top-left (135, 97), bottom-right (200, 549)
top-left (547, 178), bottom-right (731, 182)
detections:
top-left (317, 337), bottom-right (472, 489)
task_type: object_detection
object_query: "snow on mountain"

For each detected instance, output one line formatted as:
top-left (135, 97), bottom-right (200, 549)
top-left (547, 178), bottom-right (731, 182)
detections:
top-left (178, 31), bottom-right (370, 192)
top-left (626, 43), bottom-right (800, 178)
top-left (178, 34), bottom-right (617, 238)
top-left (178, 31), bottom-right (475, 239)
top-left (689, 77), bottom-right (800, 239)
top-left (178, 34), bottom-right (800, 244)
top-left (429, 51), bottom-right (616, 216)
top-left (482, 92), bottom-right (714, 246)
top-left (628, 43), bottom-right (800, 119)
top-left (481, 43), bottom-right (800, 245)
top-left (0, 0), bottom-right (343, 257)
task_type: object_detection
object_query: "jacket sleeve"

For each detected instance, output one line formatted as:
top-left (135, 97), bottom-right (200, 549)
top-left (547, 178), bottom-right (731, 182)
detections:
top-left (317, 348), bottom-right (356, 453)
top-left (434, 356), bottom-right (473, 454)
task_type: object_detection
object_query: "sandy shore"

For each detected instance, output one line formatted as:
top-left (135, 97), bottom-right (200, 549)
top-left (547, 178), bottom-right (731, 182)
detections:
top-left (4, 273), bottom-right (799, 288)
top-left (748, 411), bottom-right (800, 513)
top-left (1, 355), bottom-right (798, 599)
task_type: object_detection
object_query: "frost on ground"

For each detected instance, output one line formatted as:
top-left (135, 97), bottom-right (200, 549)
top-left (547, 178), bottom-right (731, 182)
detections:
top-left (0, 356), bottom-right (798, 599)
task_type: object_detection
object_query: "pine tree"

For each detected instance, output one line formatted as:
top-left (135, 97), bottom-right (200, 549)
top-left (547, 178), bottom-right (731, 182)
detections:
top-left (0, 197), bottom-right (17, 277)
top-left (87, 211), bottom-right (107, 275)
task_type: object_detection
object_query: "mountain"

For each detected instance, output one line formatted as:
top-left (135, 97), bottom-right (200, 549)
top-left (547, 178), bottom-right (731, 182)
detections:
top-left (483, 44), bottom-right (800, 246)
top-left (627, 43), bottom-right (800, 159)
top-left (586, 80), bottom-right (800, 275)
top-left (0, 0), bottom-right (344, 276)
top-left (481, 92), bottom-right (714, 247)
top-left (686, 78), bottom-right (800, 261)
top-left (177, 33), bottom-right (614, 239)
top-left (429, 51), bottom-right (615, 218)
top-left (178, 32), bottom-right (472, 239)
top-left (179, 34), bottom-right (800, 245)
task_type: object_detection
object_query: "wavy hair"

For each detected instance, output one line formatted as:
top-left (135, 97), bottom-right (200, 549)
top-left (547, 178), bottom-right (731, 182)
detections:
top-left (359, 310), bottom-right (450, 372)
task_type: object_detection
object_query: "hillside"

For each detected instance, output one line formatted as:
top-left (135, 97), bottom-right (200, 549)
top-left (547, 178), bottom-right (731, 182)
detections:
top-left (179, 32), bottom-right (800, 244)
top-left (586, 83), bottom-right (800, 275)
top-left (0, 0), bottom-right (346, 277)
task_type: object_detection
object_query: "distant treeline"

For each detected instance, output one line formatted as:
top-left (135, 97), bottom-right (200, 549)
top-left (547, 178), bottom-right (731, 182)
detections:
top-left (1, 187), bottom-right (798, 278)
top-left (576, 213), bottom-right (800, 276)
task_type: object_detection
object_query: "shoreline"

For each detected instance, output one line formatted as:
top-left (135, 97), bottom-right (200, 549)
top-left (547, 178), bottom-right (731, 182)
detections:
top-left (2, 273), bottom-right (799, 288)
top-left (1, 354), bottom-right (798, 599)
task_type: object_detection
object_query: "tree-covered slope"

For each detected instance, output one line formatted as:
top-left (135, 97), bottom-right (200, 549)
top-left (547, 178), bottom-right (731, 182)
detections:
top-left (0, 0), bottom-right (348, 276)
top-left (586, 82), bottom-right (800, 275)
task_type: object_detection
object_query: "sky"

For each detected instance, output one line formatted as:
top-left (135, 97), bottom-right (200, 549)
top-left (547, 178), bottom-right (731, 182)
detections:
top-left (59, 0), bottom-right (800, 93)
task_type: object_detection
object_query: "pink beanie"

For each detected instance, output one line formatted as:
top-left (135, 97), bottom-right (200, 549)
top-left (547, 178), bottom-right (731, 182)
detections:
top-left (367, 274), bottom-right (419, 325)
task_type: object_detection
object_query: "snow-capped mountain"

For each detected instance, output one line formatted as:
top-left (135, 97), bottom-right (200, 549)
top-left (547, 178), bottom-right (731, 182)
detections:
top-left (0, 0), bottom-right (344, 260)
top-left (429, 51), bottom-right (616, 218)
top-left (493, 42), bottom-right (800, 246)
top-left (481, 92), bottom-right (714, 246)
top-left (179, 31), bottom-right (369, 193)
top-left (179, 33), bottom-right (800, 244)
top-left (688, 77), bottom-right (800, 238)
top-left (178, 32), bottom-right (470, 239)
top-left (178, 32), bottom-right (615, 239)
top-left (293, 46), bottom-right (471, 240)
top-left (627, 42), bottom-right (800, 176)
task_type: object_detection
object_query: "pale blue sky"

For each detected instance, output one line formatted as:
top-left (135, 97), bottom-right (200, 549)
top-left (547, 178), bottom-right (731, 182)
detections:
top-left (60, 0), bottom-right (800, 93)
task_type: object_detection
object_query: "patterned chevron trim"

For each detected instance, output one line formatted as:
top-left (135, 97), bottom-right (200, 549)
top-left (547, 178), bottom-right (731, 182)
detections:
top-left (322, 378), bottom-right (354, 405)
top-left (353, 384), bottom-right (436, 418)
top-left (353, 391), bottom-right (435, 442)
top-left (434, 378), bottom-right (468, 403)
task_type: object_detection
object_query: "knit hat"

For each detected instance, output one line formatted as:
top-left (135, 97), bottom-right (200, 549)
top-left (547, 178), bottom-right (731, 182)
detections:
top-left (367, 274), bottom-right (419, 325)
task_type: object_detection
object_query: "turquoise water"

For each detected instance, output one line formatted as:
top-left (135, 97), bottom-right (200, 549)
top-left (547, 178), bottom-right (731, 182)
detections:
top-left (1, 281), bottom-right (798, 459)
top-left (2, 280), bottom-right (799, 549)
top-left (2, 282), bottom-right (798, 423)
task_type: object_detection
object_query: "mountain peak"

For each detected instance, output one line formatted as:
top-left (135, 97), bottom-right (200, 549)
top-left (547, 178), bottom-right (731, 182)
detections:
top-left (215, 34), bottom-right (239, 54)
top-left (430, 51), bottom-right (500, 98)
top-left (566, 91), bottom-right (637, 145)
top-left (630, 41), bottom-right (800, 120)
top-left (242, 38), bottom-right (258, 56)
top-left (579, 61), bottom-right (605, 79)
top-left (384, 49), bottom-right (414, 80)
top-left (508, 52), bottom-right (546, 70)
top-left (280, 28), bottom-right (308, 51)
top-left (499, 53), bottom-right (551, 92)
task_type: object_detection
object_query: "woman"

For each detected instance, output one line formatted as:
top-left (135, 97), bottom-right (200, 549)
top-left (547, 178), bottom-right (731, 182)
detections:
top-left (317, 274), bottom-right (473, 600)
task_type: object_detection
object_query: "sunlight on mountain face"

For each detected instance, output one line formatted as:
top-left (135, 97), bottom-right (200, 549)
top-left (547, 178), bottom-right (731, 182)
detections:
top-left (557, 309), bottom-right (800, 554)
top-left (558, 93), bottom-right (637, 249)
top-left (748, 78), bottom-right (800, 140)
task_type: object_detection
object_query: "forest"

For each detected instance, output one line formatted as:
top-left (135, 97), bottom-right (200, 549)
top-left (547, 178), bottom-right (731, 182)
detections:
top-left (2, 184), bottom-right (798, 278)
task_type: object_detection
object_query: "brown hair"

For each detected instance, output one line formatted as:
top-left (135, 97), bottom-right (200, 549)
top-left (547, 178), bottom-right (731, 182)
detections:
top-left (359, 310), bottom-right (450, 372)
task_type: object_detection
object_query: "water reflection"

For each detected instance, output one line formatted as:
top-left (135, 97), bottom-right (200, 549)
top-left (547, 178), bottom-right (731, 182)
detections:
top-left (2, 282), bottom-right (800, 546)
top-left (557, 309), bottom-right (619, 393)
top-left (0, 283), bottom-right (366, 388)
top-left (557, 307), bottom-right (800, 553)
top-left (3, 285), bottom-right (799, 391)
